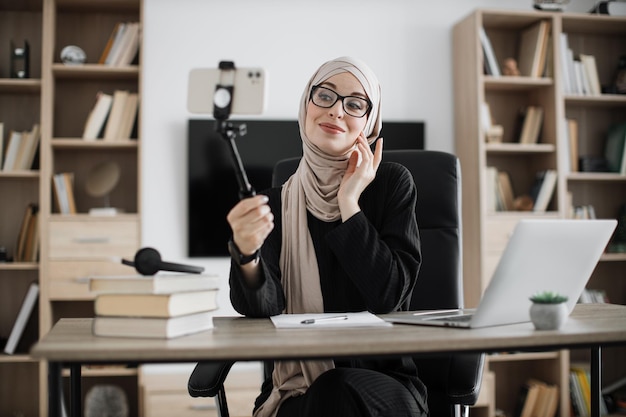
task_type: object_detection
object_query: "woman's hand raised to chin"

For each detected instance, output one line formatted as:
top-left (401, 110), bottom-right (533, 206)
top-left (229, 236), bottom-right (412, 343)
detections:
top-left (337, 134), bottom-right (383, 222)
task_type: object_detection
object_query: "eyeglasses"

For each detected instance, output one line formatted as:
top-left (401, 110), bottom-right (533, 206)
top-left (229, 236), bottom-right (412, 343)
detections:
top-left (309, 85), bottom-right (371, 118)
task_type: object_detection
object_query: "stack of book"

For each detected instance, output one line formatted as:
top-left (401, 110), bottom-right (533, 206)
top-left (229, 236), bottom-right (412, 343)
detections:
top-left (514, 378), bottom-right (559, 417)
top-left (1, 123), bottom-right (40, 172)
top-left (560, 33), bottom-right (603, 96)
top-left (569, 365), bottom-right (610, 416)
top-left (98, 22), bottom-right (141, 67)
top-left (90, 273), bottom-right (220, 339)
top-left (82, 90), bottom-right (139, 141)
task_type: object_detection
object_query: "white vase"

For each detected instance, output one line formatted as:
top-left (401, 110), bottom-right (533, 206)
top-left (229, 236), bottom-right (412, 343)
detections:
top-left (529, 302), bottom-right (568, 330)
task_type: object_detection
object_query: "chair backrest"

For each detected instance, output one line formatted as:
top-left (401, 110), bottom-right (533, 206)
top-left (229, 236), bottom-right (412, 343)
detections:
top-left (271, 149), bottom-right (464, 311)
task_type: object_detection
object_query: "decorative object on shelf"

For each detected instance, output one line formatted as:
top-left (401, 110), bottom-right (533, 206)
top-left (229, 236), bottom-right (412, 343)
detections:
top-left (60, 45), bottom-right (86, 65)
top-left (502, 58), bottom-right (520, 76)
top-left (529, 291), bottom-right (569, 330)
top-left (533, 0), bottom-right (569, 11)
top-left (10, 40), bottom-right (29, 78)
top-left (86, 160), bottom-right (121, 215)
top-left (84, 384), bottom-right (128, 417)
top-left (0, 246), bottom-right (7, 262)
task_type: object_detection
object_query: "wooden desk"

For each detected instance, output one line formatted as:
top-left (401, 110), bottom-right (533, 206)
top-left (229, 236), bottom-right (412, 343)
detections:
top-left (32, 303), bottom-right (626, 417)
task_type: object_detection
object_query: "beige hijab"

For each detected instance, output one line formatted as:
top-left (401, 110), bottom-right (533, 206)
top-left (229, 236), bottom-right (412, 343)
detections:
top-left (253, 57), bottom-right (382, 417)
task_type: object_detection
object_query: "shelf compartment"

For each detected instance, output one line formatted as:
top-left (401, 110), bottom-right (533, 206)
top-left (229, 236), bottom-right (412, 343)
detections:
top-left (53, 77), bottom-right (138, 138)
top-left (51, 147), bottom-right (139, 214)
top-left (0, 361), bottom-right (40, 417)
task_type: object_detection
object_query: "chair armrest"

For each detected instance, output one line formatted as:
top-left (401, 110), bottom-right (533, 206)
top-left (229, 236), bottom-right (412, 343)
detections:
top-left (188, 361), bottom-right (235, 398)
top-left (414, 353), bottom-right (485, 406)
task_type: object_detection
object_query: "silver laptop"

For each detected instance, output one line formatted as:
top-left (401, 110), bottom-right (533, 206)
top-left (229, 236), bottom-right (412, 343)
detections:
top-left (386, 219), bottom-right (617, 328)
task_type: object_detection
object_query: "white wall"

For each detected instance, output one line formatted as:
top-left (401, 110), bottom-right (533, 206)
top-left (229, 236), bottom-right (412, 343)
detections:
top-left (142, 0), bottom-right (596, 316)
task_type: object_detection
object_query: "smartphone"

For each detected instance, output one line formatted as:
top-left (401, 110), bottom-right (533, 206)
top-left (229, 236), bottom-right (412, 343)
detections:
top-left (187, 67), bottom-right (267, 115)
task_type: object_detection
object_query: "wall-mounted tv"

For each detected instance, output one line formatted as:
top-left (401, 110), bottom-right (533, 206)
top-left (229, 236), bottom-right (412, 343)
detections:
top-left (187, 119), bottom-right (425, 257)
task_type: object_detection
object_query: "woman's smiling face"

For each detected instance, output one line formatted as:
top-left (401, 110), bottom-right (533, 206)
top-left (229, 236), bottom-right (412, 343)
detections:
top-left (305, 72), bottom-right (369, 156)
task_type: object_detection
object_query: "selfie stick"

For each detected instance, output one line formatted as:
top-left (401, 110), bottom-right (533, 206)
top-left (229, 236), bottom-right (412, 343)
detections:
top-left (213, 61), bottom-right (256, 200)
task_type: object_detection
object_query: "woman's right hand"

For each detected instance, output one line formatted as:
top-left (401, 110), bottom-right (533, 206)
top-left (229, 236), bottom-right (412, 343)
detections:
top-left (226, 194), bottom-right (274, 261)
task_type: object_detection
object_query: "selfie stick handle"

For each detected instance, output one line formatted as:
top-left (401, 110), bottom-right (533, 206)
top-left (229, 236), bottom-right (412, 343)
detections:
top-left (213, 61), bottom-right (256, 200)
top-left (217, 120), bottom-right (256, 199)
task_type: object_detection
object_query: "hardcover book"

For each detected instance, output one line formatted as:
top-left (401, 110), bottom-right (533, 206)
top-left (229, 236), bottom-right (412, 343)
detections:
top-left (89, 273), bottom-right (220, 294)
top-left (92, 310), bottom-right (214, 339)
top-left (94, 289), bottom-right (218, 317)
top-left (3, 282), bottom-right (39, 354)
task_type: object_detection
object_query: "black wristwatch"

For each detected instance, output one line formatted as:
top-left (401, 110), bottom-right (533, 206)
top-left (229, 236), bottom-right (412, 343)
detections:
top-left (228, 239), bottom-right (259, 266)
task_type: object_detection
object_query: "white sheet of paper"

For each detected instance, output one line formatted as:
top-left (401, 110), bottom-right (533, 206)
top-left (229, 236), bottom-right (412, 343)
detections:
top-left (270, 311), bottom-right (392, 329)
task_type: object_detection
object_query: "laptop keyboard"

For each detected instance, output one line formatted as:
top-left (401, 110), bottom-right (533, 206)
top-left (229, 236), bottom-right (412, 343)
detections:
top-left (431, 314), bottom-right (473, 323)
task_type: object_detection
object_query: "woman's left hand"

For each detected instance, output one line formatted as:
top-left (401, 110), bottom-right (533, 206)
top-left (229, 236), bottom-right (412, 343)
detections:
top-left (337, 133), bottom-right (383, 221)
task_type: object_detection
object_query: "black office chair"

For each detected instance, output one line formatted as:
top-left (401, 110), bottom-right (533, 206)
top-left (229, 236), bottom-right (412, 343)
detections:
top-left (188, 150), bottom-right (485, 417)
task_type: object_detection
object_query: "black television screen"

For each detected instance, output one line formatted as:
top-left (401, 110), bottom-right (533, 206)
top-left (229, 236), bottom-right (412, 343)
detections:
top-left (187, 119), bottom-right (425, 257)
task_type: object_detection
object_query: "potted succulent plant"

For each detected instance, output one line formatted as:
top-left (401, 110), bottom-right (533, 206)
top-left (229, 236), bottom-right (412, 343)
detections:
top-left (529, 291), bottom-right (569, 330)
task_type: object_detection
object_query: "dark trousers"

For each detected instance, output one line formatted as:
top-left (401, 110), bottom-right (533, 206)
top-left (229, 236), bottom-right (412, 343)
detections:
top-left (276, 368), bottom-right (426, 417)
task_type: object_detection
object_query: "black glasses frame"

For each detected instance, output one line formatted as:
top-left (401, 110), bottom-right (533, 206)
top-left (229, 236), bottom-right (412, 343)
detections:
top-left (309, 85), bottom-right (371, 118)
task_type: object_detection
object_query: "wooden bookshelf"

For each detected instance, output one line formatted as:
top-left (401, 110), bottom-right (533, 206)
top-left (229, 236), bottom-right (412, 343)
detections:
top-left (454, 8), bottom-right (626, 417)
top-left (0, 0), bottom-right (142, 415)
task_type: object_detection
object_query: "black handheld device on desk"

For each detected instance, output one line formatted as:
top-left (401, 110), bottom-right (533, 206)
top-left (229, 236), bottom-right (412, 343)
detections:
top-left (188, 61), bottom-right (268, 200)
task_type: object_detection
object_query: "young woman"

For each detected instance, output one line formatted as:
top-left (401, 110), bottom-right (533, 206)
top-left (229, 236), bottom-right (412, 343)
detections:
top-left (226, 56), bottom-right (427, 417)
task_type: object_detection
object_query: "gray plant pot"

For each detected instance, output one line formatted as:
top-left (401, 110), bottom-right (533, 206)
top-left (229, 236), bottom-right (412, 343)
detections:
top-left (529, 302), bottom-right (568, 330)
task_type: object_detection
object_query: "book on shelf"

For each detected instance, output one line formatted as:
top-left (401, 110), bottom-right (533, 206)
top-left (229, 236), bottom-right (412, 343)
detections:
top-left (94, 289), bottom-right (219, 318)
top-left (103, 90), bottom-right (129, 141)
top-left (571, 204), bottom-right (597, 220)
top-left (3, 282), bottom-right (39, 355)
top-left (518, 106), bottom-right (544, 144)
top-left (98, 22), bottom-right (123, 64)
top-left (15, 203), bottom-right (39, 262)
top-left (92, 310), bottom-right (214, 339)
top-left (115, 22), bottom-right (140, 66)
top-left (486, 167), bottom-right (515, 212)
top-left (517, 20), bottom-right (550, 78)
top-left (579, 288), bottom-right (608, 304)
top-left (559, 33), bottom-right (573, 94)
top-left (13, 123), bottom-right (40, 171)
top-left (566, 118), bottom-right (579, 172)
top-left (514, 378), bottom-right (558, 417)
top-left (117, 93), bottom-right (139, 140)
top-left (579, 54), bottom-right (601, 96)
top-left (2, 130), bottom-right (22, 171)
top-left (82, 91), bottom-right (113, 140)
top-left (89, 273), bottom-right (221, 294)
top-left (570, 364), bottom-right (610, 416)
top-left (103, 22), bottom-right (128, 65)
top-left (101, 22), bottom-right (140, 67)
top-left (497, 170), bottom-right (515, 211)
top-left (52, 172), bottom-right (77, 215)
top-left (479, 27), bottom-right (500, 76)
top-left (514, 379), bottom-right (542, 417)
top-left (530, 169), bottom-right (557, 212)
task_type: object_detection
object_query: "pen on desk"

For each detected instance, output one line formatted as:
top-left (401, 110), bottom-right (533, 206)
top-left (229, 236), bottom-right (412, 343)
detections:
top-left (301, 315), bottom-right (348, 325)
